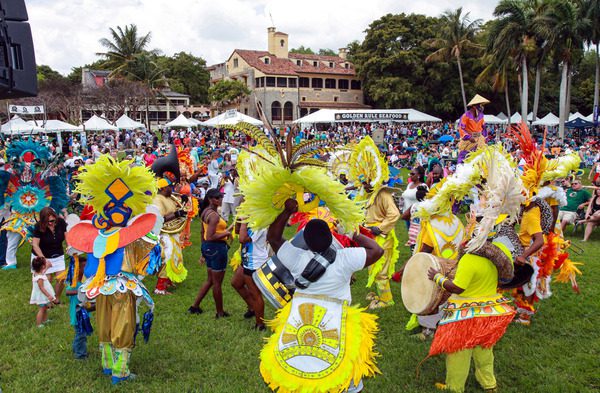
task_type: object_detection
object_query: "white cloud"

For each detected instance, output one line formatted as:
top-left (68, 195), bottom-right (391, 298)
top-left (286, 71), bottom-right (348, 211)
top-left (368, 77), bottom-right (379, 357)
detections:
top-left (26, 0), bottom-right (497, 75)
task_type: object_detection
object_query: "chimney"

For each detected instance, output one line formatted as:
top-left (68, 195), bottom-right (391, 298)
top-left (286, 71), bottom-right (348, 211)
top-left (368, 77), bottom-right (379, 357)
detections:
top-left (338, 48), bottom-right (348, 60)
top-left (267, 27), bottom-right (288, 58)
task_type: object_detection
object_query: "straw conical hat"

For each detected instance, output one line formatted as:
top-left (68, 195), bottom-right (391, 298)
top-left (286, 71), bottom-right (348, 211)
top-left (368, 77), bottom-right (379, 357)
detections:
top-left (467, 94), bottom-right (491, 107)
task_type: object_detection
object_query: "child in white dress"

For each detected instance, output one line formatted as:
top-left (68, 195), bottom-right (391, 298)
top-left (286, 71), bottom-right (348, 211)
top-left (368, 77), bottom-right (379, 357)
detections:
top-left (30, 256), bottom-right (59, 327)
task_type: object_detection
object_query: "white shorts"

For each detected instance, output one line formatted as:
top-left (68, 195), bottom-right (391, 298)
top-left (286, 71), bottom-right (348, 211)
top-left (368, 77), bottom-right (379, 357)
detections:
top-left (558, 210), bottom-right (578, 224)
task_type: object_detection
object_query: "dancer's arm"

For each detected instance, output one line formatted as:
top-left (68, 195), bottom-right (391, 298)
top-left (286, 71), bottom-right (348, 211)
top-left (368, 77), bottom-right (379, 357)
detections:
top-left (267, 199), bottom-right (298, 253)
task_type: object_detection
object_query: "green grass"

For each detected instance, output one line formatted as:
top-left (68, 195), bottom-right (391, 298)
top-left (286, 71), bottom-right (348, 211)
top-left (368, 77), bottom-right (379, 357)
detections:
top-left (0, 219), bottom-right (599, 393)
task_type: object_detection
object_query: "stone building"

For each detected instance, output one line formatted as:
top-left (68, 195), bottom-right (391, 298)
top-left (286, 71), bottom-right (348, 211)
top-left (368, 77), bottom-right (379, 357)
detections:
top-left (209, 27), bottom-right (368, 125)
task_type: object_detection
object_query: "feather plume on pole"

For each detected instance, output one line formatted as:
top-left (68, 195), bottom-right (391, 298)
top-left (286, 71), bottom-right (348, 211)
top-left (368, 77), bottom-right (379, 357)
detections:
top-left (465, 147), bottom-right (526, 253)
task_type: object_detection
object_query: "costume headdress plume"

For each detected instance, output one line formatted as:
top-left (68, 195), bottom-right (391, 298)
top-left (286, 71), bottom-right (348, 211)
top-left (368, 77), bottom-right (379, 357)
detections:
top-left (465, 146), bottom-right (525, 253)
top-left (151, 145), bottom-right (181, 183)
top-left (221, 101), bottom-right (363, 231)
top-left (348, 136), bottom-right (389, 202)
top-left (506, 123), bottom-right (549, 198)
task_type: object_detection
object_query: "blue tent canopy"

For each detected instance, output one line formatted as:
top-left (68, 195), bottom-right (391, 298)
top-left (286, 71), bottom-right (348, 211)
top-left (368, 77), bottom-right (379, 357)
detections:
top-left (565, 117), bottom-right (594, 129)
top-left (438, 135), bottom-right (454, 143)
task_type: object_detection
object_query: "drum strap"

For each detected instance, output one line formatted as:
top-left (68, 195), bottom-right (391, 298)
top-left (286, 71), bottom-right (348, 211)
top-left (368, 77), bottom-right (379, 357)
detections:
top-left (294, 247), bottom-right (337, 290)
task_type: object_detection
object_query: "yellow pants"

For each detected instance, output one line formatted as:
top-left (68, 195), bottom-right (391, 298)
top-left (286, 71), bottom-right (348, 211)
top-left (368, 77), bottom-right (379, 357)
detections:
top-left (445, 346), bottom-right (496, 393)
top-left (96, 292), bottom-right (136, 378)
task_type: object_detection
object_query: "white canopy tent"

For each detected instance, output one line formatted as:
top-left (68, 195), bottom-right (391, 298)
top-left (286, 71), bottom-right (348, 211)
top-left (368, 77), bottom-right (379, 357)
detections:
top-left (294, 108), bottom-right (442, 125)
top-left (115, 114), bottom-right (145, 130)
top-left (496, 112), bottom-right (508, 121)
top-left (83, 115), bottom-right (118, 131)
top-left (532, 113), bottom-right (560, 127)
top-left (28, 119), bottom-right (82, 132)
top-left (165, 114), bottom-right (197, 128)
top-left (202, 110), bottom-right (263, 127)
top-left (509, 112), bottom-right (523, 123)
top-left (527, 112), bottom-right (538, 121)
top-left (568, 112), bottom-right (585, 121)
top-left (1, 115), bottom-right (44, 134)
top-left (483, 114), bottom-right (506, 125)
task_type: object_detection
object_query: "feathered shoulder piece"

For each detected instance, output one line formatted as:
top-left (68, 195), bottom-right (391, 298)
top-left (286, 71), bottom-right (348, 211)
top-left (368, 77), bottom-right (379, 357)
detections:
top-left (76, 155), bottom-right (157, 218)
top-left (348, 136), bottom-right (389, 202)
top-left (414, 146), bottom-right (492, 221)
top-left (541, 152), bottom-right (581, 183)
top-left (465, 146), bottom-right (526, 253)
top-left (6, 140), bottom-right (49, 162)
top-left (507, 122), bottom-right (547, 197)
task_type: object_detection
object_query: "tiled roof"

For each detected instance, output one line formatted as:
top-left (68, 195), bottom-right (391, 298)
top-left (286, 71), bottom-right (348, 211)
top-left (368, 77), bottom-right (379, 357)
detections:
top-left (234, 50), bottom-right (356, 76)
top-left (299, 101), bottom-right (370, 109)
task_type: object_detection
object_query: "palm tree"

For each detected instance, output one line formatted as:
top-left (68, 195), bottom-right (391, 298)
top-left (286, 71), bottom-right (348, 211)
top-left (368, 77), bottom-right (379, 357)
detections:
top-left (97, 24), bottom-right (157, 77)
top-left (425, 7), bottom-right (483, 112)
top-left (583, 0), bottom-right (600, 123)
top-left (476, 53), bottom-right (514, 127)
top-left (489, 0), bottom-right (538, 123)
top-left (538, 0), bottom-right (590, 139)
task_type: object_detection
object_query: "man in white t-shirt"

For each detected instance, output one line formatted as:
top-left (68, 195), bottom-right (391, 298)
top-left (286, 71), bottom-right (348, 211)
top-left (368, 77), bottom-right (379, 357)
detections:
top-left (267, 199), bottom-right (383, 303)
top-left (261, 199), bottom-right (383, 392)
top-left (207, 151), bottom-right (221, 189)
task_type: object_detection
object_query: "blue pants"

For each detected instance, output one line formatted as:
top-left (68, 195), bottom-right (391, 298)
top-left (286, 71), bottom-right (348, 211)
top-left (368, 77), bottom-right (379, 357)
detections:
top-left (0, 230), bottom-right (7, 265)
top-left (72, 328), bottom-right (88, 359)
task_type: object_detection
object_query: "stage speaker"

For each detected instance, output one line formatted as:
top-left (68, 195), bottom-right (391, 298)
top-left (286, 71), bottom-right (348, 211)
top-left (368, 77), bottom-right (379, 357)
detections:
top-left (0, 0), bottom-right (37, 99)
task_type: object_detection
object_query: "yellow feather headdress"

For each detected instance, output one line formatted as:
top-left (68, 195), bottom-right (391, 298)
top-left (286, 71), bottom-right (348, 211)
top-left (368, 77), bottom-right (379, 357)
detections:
top-left (76, 155), bottom-right (157, 218)
top-left (222, 102), bottom-right (363, 230)
top-left (348, 136), bottom-right (389, 202)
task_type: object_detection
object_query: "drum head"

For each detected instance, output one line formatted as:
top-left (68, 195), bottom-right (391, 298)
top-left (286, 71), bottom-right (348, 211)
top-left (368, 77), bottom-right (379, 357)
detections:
top-left (401, 253), bottom-right (441, 315)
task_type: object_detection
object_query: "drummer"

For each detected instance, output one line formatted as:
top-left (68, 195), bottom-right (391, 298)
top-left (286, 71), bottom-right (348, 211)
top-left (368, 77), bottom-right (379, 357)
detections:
top-left (426, 237), bottom-right (517, 393)
top-left (259, 199), bottom-right (383, 393)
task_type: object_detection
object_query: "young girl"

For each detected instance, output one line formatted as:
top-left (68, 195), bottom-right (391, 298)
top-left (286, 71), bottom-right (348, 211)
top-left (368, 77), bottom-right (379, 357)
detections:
top-left (30, 256), bottom-right (59, 327)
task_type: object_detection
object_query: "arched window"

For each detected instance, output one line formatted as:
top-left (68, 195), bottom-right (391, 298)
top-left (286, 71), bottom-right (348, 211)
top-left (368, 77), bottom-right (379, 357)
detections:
top-left (283, 102), bottom-right (294, 121)
top-left (271, 101), bottom-right (282, 121)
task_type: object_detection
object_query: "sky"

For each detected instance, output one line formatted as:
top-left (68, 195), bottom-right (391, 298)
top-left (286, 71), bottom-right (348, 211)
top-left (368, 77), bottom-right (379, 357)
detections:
top-left (26, 0), bottom-right (499, 75)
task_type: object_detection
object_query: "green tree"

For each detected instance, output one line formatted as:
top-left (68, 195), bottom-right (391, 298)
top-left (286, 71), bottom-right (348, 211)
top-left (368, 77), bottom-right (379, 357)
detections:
top-left (157, 52), bottom-right (210, 103)
top-left (37, 65), bottom-right (65, 83)
top-left (476, 53), bottom-right (515, 123)
top-left (318, 48), bottom-right (337, 56)
top-left (208, 79), bottom-right (251, 112)
top-left (538, 0), bottom-right (589, 138)
top-left (583, 0), bottom-right (600, 120)
top-left (425, 7), bottom-right (483, 112)
top-left (488, 0), bottom-right (538, 121)
top-left (97, 24), bottom-right (159, 79)
top-left (289, 46), bottom-right (315, 54)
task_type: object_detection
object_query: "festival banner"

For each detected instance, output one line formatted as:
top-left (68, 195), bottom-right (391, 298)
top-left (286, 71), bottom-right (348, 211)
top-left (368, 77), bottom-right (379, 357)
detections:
top-left (334, 112), bottom-right (408, 121)
top-left (8, 104), bottom-right (45, 115)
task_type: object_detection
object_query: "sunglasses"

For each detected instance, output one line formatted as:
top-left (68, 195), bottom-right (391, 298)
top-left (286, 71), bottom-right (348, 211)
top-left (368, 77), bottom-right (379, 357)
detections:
top-left (48, 219), bottom-right (56, 224)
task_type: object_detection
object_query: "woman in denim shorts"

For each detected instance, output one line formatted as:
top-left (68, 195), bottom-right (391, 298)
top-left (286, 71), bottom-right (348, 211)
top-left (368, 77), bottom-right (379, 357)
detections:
top-left (188, 189), bottom-right (231, 318)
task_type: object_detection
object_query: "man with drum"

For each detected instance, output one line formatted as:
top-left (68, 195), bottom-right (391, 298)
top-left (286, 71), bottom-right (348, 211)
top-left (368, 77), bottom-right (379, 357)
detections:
top-left (259, 199), bottom-right (383, 393)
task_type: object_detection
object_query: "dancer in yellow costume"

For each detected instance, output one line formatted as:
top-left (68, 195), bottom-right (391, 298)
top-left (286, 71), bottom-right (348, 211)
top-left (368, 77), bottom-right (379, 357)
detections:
top-left (425, 146), bottom-right (525, 393)
top-left (65, 155), bottom-right (162, 384)
top-left (349, 136), bottom-right (400, 309)
top-left (261, 199), bottom-right (382, 393)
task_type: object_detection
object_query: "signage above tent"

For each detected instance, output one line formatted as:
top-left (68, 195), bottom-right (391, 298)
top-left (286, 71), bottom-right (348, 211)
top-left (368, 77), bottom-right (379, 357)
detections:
top-left (334, 112), bottom-right (408, 121)
top-left (224, 109), bottom-right (237, 119)
top-left (8, 104), bottom-right (45, 114)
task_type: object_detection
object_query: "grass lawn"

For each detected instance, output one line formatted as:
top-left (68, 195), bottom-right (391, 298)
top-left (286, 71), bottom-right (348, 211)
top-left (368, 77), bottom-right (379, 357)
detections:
top-left (0, 218), bottom-right (598, 393)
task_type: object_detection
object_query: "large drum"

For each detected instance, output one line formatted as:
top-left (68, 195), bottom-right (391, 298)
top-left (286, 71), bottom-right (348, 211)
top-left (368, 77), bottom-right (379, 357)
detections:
top-left (253, 255), bottom-right (296, 309)
top-left (401, 252), bottom-right (457, 315)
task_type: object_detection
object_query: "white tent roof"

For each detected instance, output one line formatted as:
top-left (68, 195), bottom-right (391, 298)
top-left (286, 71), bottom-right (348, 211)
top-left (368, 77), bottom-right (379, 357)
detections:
top-left (28, 119), bottom-right (82, 132)
top-left (292, 109), bottom-right (337, 124)
top-left (294, 108), bottom-right (442, 124)
top-left (165, 114), bottom-right (197, 128)
top-left (532, 113), bottom-right (560, 126)
top-left (484, 114), bottom-right (506, 124)
top-left (1, 115), bottom-right (44, 134)
top-left (568, 112), bottom-right (585, 121)
top-left (527, 112), bottom-right (538, 121)
top-left (202, 110), bottom-right (263, 127)
top-left (115, 114), bottom-right (145, 130)
top-left (496, 112), bottom-right (508, 120)
top-left (509, 112), bottom-right (522, 123)
top-left (83, 115), bottom-right (118, 131)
